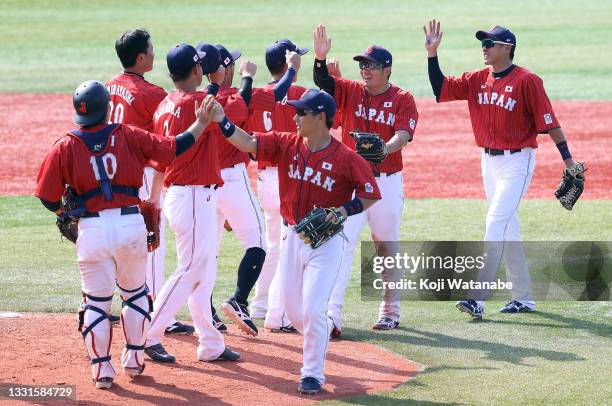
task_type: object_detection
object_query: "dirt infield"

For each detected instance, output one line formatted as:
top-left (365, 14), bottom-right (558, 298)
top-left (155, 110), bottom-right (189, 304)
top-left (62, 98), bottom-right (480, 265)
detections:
top-left (1, 94), bottom-right (610, 199)
top-left (0, 313), bottom-right (422, 405)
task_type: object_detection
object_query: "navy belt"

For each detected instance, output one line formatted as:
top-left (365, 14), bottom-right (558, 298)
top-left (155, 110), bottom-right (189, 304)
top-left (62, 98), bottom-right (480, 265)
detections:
top-left (171, 184), bottom-right (218, 189)
top-left (373, 170), bottom-right (399, 177)
top-left (484, 148), bottom-right (522, 156)
top-left (82, 206), bottom-right (140, 218)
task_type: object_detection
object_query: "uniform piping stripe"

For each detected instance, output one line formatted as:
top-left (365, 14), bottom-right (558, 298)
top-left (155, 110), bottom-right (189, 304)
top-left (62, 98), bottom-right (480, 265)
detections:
top-left (150, 189), bottom-right (197, 327)
top-left (240, 168), bottom-right (265, 248)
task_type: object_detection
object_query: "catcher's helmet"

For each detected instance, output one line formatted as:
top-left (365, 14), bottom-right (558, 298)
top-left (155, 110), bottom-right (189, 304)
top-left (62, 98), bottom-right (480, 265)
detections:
top-left (73, 80), bottom-right (110, 126)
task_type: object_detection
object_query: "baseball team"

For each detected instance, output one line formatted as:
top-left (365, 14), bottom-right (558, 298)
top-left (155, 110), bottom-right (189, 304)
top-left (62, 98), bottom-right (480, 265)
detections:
top-left (35, 19), bottom-right (582, 394)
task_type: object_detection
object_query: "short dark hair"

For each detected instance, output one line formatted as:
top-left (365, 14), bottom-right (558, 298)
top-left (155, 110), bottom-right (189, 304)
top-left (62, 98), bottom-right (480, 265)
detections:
top-left (325, 114), bottom-right (334, 129)
top-left (268, 63), bottom-right (285, 76)
top-left (510, 46), bottom-right (515, 60)
top-left (115, 28), bottom-right (150, 68)
top-left (169, 69), bottom-right (193, 83)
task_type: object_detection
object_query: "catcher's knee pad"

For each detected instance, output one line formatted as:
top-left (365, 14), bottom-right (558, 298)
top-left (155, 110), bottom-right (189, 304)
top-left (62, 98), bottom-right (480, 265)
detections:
top-left (119, 284), bottom-right (152, 369)
top-left (78, 293), bottom-right (115, 379)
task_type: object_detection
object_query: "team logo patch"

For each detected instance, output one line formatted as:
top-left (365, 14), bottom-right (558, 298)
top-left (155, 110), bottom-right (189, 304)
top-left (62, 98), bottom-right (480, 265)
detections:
top-left (322, 162), bottom-right (333, 170)
top-left (93, 144), bottom-right (102, 152)
top-left (365, 183), bottom-right (374, 193)
top-left (505, 86), bottom-right (513, 92)
top-left (409, 119), bottom-right (416, 130)
top-left (224, 57), bottom-right (231, 66)
top-left (79, 101), bottom-right (87, 114)
top-left (544, 113), bottom-right (553, 124)
top-left (361, 142), bottom-right (373, 150)
top-left (384, 101), bottom-right (392, 108)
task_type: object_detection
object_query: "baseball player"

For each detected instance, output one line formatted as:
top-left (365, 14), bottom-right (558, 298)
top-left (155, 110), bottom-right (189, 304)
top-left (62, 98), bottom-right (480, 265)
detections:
top-left (204, 88), bottom-right (381, 394)
top-left (144, 43), bottom-right (242, 364)
top-left (249, 39), bottom-right (309, 333)
top-left (35, 80), bottom-right (214, 389)
top-left (105, 28), bottom-right (193, 335)
top-left (423, 20), bottom-right (583, 318)
top-left (312, 25), bottom-right (419, 334)
top-left (203, 44), bottom-right (302, 336)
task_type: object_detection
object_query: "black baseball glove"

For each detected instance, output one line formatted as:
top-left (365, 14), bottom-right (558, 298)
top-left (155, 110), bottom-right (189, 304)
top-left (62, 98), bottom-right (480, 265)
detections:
top-left (350, 131), bottom-right (387, 164)
top-left (56, 186), bottom-right (85, 243)
top-left (554, 162), bottom-right (586, 210)
top-left (294, 207), bottom-right (347, 249)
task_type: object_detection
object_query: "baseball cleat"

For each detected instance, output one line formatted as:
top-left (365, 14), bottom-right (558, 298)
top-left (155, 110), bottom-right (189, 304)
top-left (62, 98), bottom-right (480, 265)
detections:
top-left (144, 343), bottom-right (176, 363)
top-left (123, 364), bottom-right (145, 378)
top-left (165, 321), bottom-right (195, 335)
top-left (298, 377), bottom-right (322, 395)
top-left (372, 316), bottom-right (399, 330)
top-left (328, 316), bottom-right (341, 338)
top-left (94, 377), bottom-right (113, 389)
top-left (212, 307), bottom-right (227, 332)
top-left (211, 347), bottom-right (241, 362)
top-left (221, 298), bottom-right (258, 336)
top-left (108, 314), bottom-right (120, 325)
top-left (266, 322), bottom-right (297, 333)
top-left (456, 300), bottom-right (484, 320)
top-left (500, 300), bottom-right (534, 314)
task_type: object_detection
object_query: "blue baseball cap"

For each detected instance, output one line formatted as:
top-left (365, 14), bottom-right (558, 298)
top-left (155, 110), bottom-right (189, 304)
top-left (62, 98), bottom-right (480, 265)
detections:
top-left (195, 43), bottom-right (223, 74)
top-left (215, 44), bottom-right (241, 68)
top-left (167, 44), bottom-right (206, 77)
top-left (353, 45), bottom-right (392, 67)
top-left (287, 89), bottom-right (336, 119)
top-left (476, 26), bottom-right (516, 47)
top-left (265, 39), bottom-right (308, 71)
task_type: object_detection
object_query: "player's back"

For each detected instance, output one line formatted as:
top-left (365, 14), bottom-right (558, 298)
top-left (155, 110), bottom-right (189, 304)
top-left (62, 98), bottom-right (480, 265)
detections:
top-left (248, 84), bottom-right (306, 133)
top-left (106, 72), bottom-right (167, 131)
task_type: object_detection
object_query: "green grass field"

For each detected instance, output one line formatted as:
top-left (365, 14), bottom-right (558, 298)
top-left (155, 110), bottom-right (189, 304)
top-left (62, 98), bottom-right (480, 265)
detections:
top-left (1, 197), bottom-right (610, 404)
top-left (1, 1), bottom-right (611, 404)
top-left (1, 0), bottom-right (612, 99)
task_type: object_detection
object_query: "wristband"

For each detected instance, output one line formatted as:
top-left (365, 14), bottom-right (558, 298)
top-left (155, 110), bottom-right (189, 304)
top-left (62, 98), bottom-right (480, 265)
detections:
top-left (207, 83), bottom-right (220, 96)
top-left (219, 116), bottom-right (236, 138)
top-left (556, 141), bottom-right (572, 160)
top-left (341, 197), bottom-right (364, 216)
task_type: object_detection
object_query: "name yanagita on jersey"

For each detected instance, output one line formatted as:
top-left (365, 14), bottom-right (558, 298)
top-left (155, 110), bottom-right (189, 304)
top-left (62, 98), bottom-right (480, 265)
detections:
top-left (105, 84), bottom-right (135, 105)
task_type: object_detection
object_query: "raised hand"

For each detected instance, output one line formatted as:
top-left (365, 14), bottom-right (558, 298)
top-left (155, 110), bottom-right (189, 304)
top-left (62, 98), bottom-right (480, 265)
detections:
top-left (286, 50), bottom-right (301, 72)
top-left (326, 57), bottom-right (342, 77)
top-left (423, 19), bottom-right (443, 56)
top-left (313, 24), bottom-right (332, 60)
top-left (239, 60), bottom-right (257, 78)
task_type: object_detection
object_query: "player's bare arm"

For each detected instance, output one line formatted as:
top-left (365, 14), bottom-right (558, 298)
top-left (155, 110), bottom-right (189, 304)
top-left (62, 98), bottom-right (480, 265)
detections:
top-left (385, 130), bottom-right (412, 154)
top-left (547, 127), bottom-right (581, 170)
top-left (146, 170), bottom-right (165, 209)
top-left (313, 24), bottom-right (332, 60)
top-left (204, 95), bottom-right (258, 153)
top-left (424, 19), bottom-right (443, 57)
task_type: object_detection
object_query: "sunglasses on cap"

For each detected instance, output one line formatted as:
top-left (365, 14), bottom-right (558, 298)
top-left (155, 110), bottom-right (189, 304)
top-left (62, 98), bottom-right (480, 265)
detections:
top-left (481, 39), bottom-right (512, 49)
top-left (296, 109), bottom-right (315, 117)
top-left (358, 61), bottom-right (383, 70)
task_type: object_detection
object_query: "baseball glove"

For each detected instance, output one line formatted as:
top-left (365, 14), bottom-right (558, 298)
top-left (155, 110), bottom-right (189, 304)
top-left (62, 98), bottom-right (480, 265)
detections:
top-left (350, 131), bottom-right (387, 164)
top-left (56, 186), bottom-right (85, 243)
top-left (554, 161), bottom-right (586, 210)
top-left (294, 207), bottom-right (347, 249)
top-left (139, 202), bottom-right (161, 251)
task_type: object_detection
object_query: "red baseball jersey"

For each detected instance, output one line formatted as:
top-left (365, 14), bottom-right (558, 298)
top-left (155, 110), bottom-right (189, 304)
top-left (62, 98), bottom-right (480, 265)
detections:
top-left (332, 77), bottom-right (419, 173)
top-left (439, 66), bottom-right (560, 149)
top-left (35, 124), bottom-right (176, 212)
top-left (217, 86), bottom-right (275, 169)
top-left (105, 72), bottom-right (167, 131)
top-left (153, 90), bottom-right (248, 187)
top-left (255, 131), bottom-right (381, 225)
top-left (248, 84), bottom-right (307, 169)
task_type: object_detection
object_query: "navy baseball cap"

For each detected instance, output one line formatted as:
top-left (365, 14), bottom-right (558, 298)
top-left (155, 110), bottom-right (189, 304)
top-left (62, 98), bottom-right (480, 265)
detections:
top-left (195, 43), bottom-right (223, 74)
top-left (265, 39), bottom-right (308, 70)
top-left (216, 44), bottom-right (241, 68)
top-left (353, 45), bottom-right (392, 67)
top-left (287, 89), bottom-right (336, 119)
top-left (476, 26), bottom-right (516, 47)
top-left (167, 44), bottom-right (206, 77)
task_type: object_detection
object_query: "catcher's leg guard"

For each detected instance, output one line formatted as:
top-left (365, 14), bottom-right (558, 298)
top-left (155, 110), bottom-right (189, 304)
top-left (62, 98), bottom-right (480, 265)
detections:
top-left (78, 293), bottom-right (115, 381)
top-left (119, 284), bottom-right (152, 374)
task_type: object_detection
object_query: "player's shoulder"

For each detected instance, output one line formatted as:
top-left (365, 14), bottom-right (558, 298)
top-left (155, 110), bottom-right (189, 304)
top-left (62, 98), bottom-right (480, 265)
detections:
top-left (513, 65), bottom-right (543, 82)
top-left (391, 85), bottom-right (416, 100)
top-left (288, 85), bottom-right (308, 98)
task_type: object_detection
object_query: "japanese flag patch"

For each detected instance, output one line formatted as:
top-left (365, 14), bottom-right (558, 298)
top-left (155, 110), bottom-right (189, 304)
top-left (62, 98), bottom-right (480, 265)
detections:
top-left (384, 101), bottom-right (393, 108)
top-left (365, 183), bottom-right (374, 193)
top-left (409, 119), bottom-right (416, 130)
top-left (322, 162), bottom-right (333, 170)
top-left (544, 113), bottom-right (552, 125)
